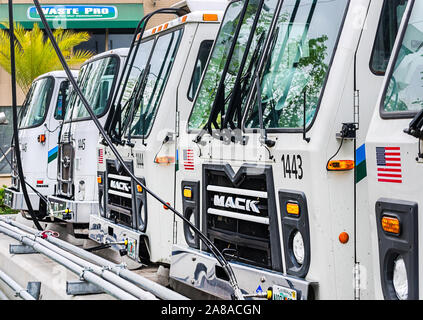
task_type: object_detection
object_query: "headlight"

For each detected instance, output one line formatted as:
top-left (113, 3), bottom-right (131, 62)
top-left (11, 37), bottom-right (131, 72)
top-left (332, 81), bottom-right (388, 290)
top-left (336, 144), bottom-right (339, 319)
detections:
top-left (393, 256), bottom-right (408, 300)
top-left (292, 231), bottom-right (305, 265)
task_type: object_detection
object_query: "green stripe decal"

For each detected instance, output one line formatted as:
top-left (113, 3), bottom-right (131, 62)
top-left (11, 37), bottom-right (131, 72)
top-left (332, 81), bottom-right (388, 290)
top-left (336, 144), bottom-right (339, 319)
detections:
top-left (356, 160), bottom-right (367, 183)
top-left (48, 146), bottom-right (58, 164)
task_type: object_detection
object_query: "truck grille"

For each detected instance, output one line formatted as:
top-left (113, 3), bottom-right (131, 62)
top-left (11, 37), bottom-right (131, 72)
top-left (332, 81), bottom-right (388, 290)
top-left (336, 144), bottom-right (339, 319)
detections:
top-left (105, 160), bottom-right (135, 228)
top-left (57, 142), bottom-right (74, 198)
top-left (203, 164), bottom-right (282, 272)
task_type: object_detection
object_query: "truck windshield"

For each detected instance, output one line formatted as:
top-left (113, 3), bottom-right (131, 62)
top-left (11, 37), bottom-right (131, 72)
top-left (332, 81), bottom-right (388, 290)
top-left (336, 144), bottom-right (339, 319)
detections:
top-left (245, 0), bottom-right (349, 130)
top-left (383, 0), bottom-right (423, 115)
top-left (124, 28), bottom-right (183, 137)
top-left (65, 56), bottom-right (118, 121)
top-left (115, 38), bottom-right (155, 137)
top-left (189, 0), bottom-right (279, 130)
top-left (19, 77), bottom-right (54, 129)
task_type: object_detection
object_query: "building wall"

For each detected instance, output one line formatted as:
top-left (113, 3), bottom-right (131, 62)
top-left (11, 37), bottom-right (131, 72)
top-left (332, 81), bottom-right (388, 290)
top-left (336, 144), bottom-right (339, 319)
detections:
top-left (0, 0), bottom-right (180, 175)
top-left (0, 0), bottom-right (181, 29)
top-left (0, 0), bottom-right (180, 105)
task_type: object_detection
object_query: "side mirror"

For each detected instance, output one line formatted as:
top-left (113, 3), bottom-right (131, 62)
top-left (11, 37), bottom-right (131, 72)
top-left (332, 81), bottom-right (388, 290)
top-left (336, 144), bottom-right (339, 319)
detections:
top-left (0, 112), bottom-right (9, 125)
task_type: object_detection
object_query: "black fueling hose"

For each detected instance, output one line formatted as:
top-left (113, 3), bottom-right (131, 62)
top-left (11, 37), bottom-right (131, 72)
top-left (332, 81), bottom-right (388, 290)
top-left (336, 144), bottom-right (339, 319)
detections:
top-left (7, 0), bottom-right (43, 231)
top-left (31, 0), bottom-right (243, 299)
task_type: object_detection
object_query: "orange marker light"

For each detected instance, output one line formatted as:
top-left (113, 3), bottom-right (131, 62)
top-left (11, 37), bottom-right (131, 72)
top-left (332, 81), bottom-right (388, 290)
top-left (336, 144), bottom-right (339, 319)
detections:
top-left (203, 13), bottom-right (218, 21)
top-left (97, 176), bottom-right (102, 184)
top-left (181, 15), bottom-right (187, 23)
top-left (339, 232), bottom-right (349, 244)
top-left (163, 23), bottom-right (169, 30)
top-left (163, 202), bottom-right (171, 210)
top-left (152, 28), bottom-right (157, 34)
top-left (286, 202), bottom-right (300, 216)
top-left (137, 185), bottom-right (143, 193)
top-left (38, 134), bottom-right (46, 143)
top-left (158, 25), bottom-right (163, 32)
top-left (327, 160), bottom-right (355, 171)
top-left (155, 156), bottom-right (175, 164)
top-left (382, 216), bottom-right (400, 235)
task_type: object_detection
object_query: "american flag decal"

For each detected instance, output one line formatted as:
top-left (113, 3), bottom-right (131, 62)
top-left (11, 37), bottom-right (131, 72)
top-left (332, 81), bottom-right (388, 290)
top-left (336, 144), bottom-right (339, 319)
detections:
top-left (183, 149), bottom-right (194, 171)
top-left (376, 147), bottom-right (402, 184)
top-left (98, 148), bottom-right (104, 164)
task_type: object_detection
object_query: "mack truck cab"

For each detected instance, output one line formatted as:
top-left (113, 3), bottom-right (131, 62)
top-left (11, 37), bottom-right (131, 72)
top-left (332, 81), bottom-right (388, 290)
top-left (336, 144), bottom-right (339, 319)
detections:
top-left (88, 1), bottom-right (228, 265)
top-left (4, 70), bottom-right (78, 220)
top-left (168, 0), bottom-right (411, 300)
top-left (47, 48), bottom-right (128, 236)
top-left (366, 0), bottom-right (423, 300)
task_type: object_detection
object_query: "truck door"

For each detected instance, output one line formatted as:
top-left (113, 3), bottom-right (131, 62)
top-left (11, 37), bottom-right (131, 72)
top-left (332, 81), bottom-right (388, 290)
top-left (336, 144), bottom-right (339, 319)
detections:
top-left (173, 24), bottom-right (215, 246)
top-left (47, 79), bottom-right (69, 180)
top-left (353, 0), bottom-right (411, 299)
top-left (366, 0), bottom-right (421, 300)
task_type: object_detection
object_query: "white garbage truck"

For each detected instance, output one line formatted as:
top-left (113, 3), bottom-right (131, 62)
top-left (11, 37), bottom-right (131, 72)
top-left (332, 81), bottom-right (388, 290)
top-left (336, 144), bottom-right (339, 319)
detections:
top-left (47, 48), bottom-right (128, 237)
top-left (88, 2), bottom-right (228, 264)
top-left (366, 0), bottom-right (423, 300)
top-left (168, 0), bottom-right (411, 300)
top-left (4, 70), bottom-right (78, 220)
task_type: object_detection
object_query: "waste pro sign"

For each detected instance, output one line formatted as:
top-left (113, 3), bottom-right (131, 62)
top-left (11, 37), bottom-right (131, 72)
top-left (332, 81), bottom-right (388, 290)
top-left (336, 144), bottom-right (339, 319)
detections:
top-left (27, 5), bottom-right (118, 21)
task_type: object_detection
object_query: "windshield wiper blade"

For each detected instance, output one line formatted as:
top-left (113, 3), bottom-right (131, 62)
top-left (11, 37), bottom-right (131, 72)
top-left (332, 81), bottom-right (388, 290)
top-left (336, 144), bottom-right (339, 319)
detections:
top-left (194, 0), bottom-right (250, 144)
top-left (107, 76), bottom-right (142, 145)
top-left (125, 63), bottom-right (151, 146)
top-left (223, 0), bottom-right (284, 139)
top-left (222, 31), bottom-right (266, 132)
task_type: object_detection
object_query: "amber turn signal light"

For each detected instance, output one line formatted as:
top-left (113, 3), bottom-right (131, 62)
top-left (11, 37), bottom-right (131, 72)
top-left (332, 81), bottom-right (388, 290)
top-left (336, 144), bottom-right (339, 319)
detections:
top-left (155, 156), bottom-right (175, 164)
top-left (183, 187), bottom-right (192, 199)
top-left (327, 160), bottom-right (354, 171)
top-left (37, 134), bottom-right (46, 143)
top-left (381, 216), bottom-right (400, 235)
top-left (286, 202), bottom-right (300, 216)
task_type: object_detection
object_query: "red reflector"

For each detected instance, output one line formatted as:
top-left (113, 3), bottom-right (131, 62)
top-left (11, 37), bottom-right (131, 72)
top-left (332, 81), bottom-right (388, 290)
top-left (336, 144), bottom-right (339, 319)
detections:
top-left (37, 180), bottom-right (43, 185)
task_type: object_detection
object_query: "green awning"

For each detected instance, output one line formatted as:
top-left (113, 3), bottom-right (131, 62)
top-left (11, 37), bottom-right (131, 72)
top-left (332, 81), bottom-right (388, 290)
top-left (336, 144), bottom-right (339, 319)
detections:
top-left (0, 4), bottom-right (144, 29)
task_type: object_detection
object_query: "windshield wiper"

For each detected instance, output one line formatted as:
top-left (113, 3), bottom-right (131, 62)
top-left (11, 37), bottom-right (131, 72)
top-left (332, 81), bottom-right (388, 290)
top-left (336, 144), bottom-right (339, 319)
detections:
top-left (222, 31), bottom-right (266, 133)
top-left (221, 0), bottom-right (283, 144)
top-left (194, 0), bottom-right (251, 144)
top-left (125, 63), bottom-right (151, 147)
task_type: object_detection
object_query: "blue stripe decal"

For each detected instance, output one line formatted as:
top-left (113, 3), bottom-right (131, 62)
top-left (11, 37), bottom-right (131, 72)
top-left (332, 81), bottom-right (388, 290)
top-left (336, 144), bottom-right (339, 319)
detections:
top-left (48, 146), bottom-right (58, 157)
top-left (356, 144), bottom-right (366, 165)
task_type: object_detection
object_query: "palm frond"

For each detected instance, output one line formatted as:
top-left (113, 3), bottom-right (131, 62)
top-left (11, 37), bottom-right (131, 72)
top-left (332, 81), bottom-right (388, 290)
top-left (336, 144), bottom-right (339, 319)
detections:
top-left (0, 22), bottom-right (93, 91)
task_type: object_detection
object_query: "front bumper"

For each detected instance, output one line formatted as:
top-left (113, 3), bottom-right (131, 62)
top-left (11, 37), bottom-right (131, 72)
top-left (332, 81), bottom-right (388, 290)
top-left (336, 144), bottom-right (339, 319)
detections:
top-left (3, 188), bottom-right (40, 211)
top-left (88, 215), bottom-right (145, 262)
top-left (48, 195), bottom-right (97, 223)
top-left (170, 245), bottom-right (316, 300)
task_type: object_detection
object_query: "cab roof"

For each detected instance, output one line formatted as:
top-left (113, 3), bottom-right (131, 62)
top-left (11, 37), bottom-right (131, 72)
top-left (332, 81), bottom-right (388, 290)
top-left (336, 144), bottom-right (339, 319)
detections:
top-left (82, 47), bottom-right (129, 66)
top-left (140, 7), bottom-right (227, 40)
top-left (34, 69), bottom-right (78, 82)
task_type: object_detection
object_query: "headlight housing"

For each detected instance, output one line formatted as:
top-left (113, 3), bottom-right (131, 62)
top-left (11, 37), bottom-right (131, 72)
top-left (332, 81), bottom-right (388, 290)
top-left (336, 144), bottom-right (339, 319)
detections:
top-left (292, 231), bottom-right (305, 265)
top-left (393, 256), bottom-right (408, 300)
